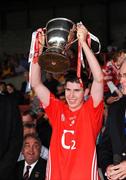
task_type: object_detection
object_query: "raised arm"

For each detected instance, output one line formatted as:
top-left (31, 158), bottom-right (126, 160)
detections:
top-left (77, 23), bottom-right (104, 107)
top-left (29, 30), bottom-right (50, 107)
top-left (30, 62), bottom-right (50, 107)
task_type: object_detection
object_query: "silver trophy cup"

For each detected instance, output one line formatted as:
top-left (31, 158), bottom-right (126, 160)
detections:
top-left (38, 17), bottom-right (76, 73)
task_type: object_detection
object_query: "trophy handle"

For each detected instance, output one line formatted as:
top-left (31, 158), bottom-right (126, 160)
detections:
top-left (40, 27), bottom-right (48, 49)
top-left (66, 22), bottom-right (101, 55)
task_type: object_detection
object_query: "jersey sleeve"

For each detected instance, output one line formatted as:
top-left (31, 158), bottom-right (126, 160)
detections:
top-left (43, 93), bottom-right (64, 127)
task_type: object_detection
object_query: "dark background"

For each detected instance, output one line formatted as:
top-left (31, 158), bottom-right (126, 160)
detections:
top-left (0, 0), bottom-right (126, 54)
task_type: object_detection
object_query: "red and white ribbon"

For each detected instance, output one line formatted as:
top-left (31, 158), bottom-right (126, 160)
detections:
top-left (77, 41), bottom-right (84, 87)
top-left (78, 21), bottom-right (101, 54)
top-left (28, 28), bottom-right (45, 87)
top-left (77, 23), bottom-right (101, 87)
top-left (28, 28), bottom-right (44, 64)
top-left (88, 32), bottom-right (101, 54)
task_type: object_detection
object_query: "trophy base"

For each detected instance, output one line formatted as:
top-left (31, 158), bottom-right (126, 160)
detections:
top-left (38, 51), bottom-right (70, 74)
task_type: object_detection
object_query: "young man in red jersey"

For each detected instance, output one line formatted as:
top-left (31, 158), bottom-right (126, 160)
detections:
top-left (30, 23), bottom-right (104, 180)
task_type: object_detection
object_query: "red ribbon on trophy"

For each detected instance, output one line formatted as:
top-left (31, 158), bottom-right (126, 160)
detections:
top-left (28, 28), bottom-right (45, 83)
top-left (77, 33), bottom-right (91, 87)
top-left (77, 41), bottom-right (83, 86)
top-left (28, 28), bottom-right (45, 64)
top-left (77, 25), bottom-right (101, 87)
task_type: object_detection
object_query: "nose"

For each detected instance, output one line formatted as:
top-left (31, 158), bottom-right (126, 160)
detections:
top-left (69, 90), bottom-right (74, 98)
top-left (29, 146), bottom-right (34, 154)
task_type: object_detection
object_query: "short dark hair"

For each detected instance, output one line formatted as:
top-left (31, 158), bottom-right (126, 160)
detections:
top-left (6, 83), bottom-right (15, 90)
top-left (22, 110), bottom-right (37, 119)
top-left (23, 133), bottom-right (41, 146)
top-left (64, 70), bottom-right (86, 87)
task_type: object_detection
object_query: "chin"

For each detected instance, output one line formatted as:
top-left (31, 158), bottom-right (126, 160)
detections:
top-left (69, 105), bottom-right (81, 111)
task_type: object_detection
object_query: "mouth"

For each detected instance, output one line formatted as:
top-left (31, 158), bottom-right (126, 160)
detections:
top-left (68, 99), bottom-right (76, 104)
top-left (27, 154), bottom-right (33, 158)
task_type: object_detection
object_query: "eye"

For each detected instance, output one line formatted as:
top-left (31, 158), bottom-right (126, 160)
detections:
top-left (74, 89), bottom-right (81, 92)
top-left (24, 144), bottom-right (30, 148)
top-left (33, 144), bottom-right (40, 149)
top-left (65, 88), bottom-right (70, 92)
top-left (33, 142), bottom-right (40, 149)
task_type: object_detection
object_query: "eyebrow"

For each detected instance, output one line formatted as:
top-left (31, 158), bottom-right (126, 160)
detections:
top-left (65, 87), bottom-right (83, 90)
top-left (24, 141), bottom-right (40, 145)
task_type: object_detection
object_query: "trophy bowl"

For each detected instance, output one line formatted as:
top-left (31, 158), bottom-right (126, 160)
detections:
top-left (38, 17), bottom-right (76, 73)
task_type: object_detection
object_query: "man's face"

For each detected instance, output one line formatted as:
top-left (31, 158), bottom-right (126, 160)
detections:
top-left (22, 137), bottom-right (41, 164)
top-left (6, 85), bottom-right (13, 94)
top-left (119, 62), bottom-right (126, 95)
top-left (0, 83), bottom-right (6, 92)
top-left (65, 82), bottom-right (84, 111)
top-left (22, 114), bottom-right (33, 124)
top-left (23, 126), bottom-right (36, 137)
top-left (116, 52), bottom-right (126, 68)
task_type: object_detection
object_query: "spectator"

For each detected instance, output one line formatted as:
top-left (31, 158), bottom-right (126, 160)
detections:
top-left (19, 53), bottom-right (29, 71)
top-left (14, 59), bottom-right (26, 75)
top-left (21, 71), bottom-right (31, 104)
top-left (102, 50), bottom-right (125, 104)
top-left (98, 60), bottom-right (126, 180)
top-left (0, 81), bottom-right (7, 95)
top-left (0, 94), bottom-right (23, 180)
top-left (16, 133), bottom-right (47, 180)
top-left (43, 72), bottom-right (59, 96)
top-left (18, 110), bottom-right (49, 161)
top-left (21, 71), bottom-right (31, 94)
top-left (6, 83), bottom-right (25, 105)
top-left (1, 60), bottom-right (14, 79)
top-left (29, 89), bottom-right (44, 116)
top-left (21, 110), bottom-right (37, 126)
top-left (36, 113), bottom-right (52, 149)
top-left (23, 123), bottom-right (36, 137)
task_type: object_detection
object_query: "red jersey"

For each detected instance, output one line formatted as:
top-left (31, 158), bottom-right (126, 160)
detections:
top-left (44, 94), bottom-right (103, 180)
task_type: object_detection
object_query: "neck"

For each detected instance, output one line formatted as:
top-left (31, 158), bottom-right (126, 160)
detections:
top-left (69, 103), bottom-right (83, 112)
